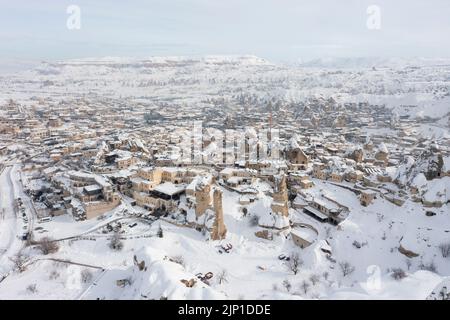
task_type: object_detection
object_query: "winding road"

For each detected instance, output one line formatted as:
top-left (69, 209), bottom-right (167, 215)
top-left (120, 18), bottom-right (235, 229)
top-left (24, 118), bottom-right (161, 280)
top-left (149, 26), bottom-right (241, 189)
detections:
top-left (0, 165), bottom-right (22, 276)
top-left (0, 163), bottom-right (36, 279)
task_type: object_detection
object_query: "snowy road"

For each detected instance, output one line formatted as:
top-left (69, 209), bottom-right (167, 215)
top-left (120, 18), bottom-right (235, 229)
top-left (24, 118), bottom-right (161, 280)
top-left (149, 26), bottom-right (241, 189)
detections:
top-left (0, 163), bottom-right (36, 278)
top-left (14, 167), bottom-right (36, 237)
top-left (0, 165), bottom-right (22, 276)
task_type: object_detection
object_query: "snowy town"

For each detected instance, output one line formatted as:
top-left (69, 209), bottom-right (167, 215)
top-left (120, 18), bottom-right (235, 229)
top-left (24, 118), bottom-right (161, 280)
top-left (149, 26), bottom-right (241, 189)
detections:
top-left (0, 55), bottom-right (449, 300)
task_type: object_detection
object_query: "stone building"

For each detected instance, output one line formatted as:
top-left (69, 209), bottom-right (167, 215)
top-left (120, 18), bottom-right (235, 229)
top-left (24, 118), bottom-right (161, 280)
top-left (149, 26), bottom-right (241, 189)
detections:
top-left (286, 147), bottom-right (309, 169)
top-left (351, 148), bottom-right (364, 163)
top-left (375, 143), bottom-right (389, 166)
top-left (330, 172), bottom-right (345, 183)
top-left (291, 224), bottom-right (318, 249)
top-left (312, 163), bottom-right (327, 180)
top-left (360, 190), bottom-right (376, 206)
top-left (66, 170), bottom-right (121, 219)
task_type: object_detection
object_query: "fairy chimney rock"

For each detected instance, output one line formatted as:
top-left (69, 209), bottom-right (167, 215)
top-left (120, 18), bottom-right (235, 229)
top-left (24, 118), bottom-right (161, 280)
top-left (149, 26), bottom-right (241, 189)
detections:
top-left (211, 188), bottom-right (227, 240)
top-left (195, 182), bottom-right (211, 218)
top-left (271, 174), bottom-right (289, 217)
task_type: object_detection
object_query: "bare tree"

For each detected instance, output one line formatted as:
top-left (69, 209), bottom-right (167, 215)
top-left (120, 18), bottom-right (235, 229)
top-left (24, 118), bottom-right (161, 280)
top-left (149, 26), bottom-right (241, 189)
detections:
top-left (438, 243), bottom-right (450, 258)
top-left (49, 269), bottom-right (60, 280)
top-left (309, 274), bottom-right (320, 286)
top-left (300, 280), bottom-right (310, 295)
top-left (9, 254), bottom-right (28, 273)
top-left (249, 215), bottom-right (259, 227)
top-left (391, 268), bottom-right (407, 280)
top-left (217, 269), bottom-right (228, 284)
top-left (438, 287), bottom-right (450, 300)
top-left (282, 279), bottom-right (292, 292)
top-left (36, 237), bottom-right (59, 255)
top-left (81, 269), bottom-right (93, 283)
top-left (109, 232), bottom-right (123, 251)
top-left (157, 225), bottom-right (164, 238)
top-left (339, 261), bottom-right (355, 277)
top-left (286, 252), bottom-right (303, 275)
top-left (419, 261), bottom-right (437, 273)
top-left (26, 284), bottom-right (37, 294)
top-left (405, 259), bottom-right (412, 271)
top-left (324, 227), bottom-right (332, 239)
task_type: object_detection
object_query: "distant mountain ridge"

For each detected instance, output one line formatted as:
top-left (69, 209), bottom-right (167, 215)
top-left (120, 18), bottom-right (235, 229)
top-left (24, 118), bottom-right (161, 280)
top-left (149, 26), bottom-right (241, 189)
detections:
top-left (41, 54), bottom-right (271, 67)
top-left (298, 57), bottom-right (450, 69)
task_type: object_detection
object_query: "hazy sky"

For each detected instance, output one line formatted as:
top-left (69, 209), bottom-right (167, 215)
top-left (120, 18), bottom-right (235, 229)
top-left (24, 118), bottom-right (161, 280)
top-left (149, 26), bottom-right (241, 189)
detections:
top-left (0, 0), bottom-right (449, 70)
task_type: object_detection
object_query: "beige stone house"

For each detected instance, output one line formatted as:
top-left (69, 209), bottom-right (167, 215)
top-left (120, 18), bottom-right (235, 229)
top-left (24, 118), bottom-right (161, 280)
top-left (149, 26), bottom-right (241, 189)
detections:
top-left (67, 171), bottom-right (120, 219)
top-left (219, 168), bottom-right (255, 187)
top-left (286, 147), bottom-right (309, 170)
top-left (131, 177), bottom-right (159, 192)
top-left (346, 170), bottom-right (364, 183)
top-left (312, 163), bottom-right (327, 180)
top-left (133, 182), bottom-right (185, 212)
top-left (299, 178), bottom-right (314, 189)
top-left (138, 167), bottom-right (162, 183)
top-left (85, 194), bottom-right (120, 219)
top-left (330, 172), bottom-right (345, 183)
top-left (360, 190), bottom-right (377, 206)
top-left (116, 156), bottom-right (136, 169)
top-left (291, 224), bottom-right (318, 249)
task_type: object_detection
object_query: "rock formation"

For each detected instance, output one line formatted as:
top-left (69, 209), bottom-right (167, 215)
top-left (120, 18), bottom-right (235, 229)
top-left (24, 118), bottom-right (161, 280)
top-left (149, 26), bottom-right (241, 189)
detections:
top-left (211, 189), bottom-right (227, 240)
top-left (271, 174), bottom-right (289, 217)
top-left (195, 183), bottom-right (211, 218)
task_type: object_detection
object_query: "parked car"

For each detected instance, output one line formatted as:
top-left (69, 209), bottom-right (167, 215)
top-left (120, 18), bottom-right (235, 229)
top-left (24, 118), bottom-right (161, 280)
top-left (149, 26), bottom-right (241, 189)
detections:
top-left (38, 217), bottom-right (52, 223)
top-left (278, 254), bottom-right (291, 261)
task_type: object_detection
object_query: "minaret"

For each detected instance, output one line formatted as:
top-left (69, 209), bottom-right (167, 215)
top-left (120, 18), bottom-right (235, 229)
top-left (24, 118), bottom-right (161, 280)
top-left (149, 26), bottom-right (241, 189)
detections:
top-left (211, 189), bottom-right (227, 240)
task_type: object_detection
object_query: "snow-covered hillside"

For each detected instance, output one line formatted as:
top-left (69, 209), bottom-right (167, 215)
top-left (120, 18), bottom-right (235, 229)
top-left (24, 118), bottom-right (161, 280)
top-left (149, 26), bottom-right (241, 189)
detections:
top-left (1, 55), bottom-right (449, 121)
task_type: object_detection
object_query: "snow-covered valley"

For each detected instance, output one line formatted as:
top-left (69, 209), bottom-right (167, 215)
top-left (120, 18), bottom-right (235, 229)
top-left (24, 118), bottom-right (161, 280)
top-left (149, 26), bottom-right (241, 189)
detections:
top-left (0, 55), bottom-right (449, 300)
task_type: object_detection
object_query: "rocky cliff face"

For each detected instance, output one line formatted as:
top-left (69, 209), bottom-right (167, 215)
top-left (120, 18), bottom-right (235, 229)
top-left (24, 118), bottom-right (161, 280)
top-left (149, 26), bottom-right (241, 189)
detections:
top-left (395, 145), bottom-right (444, 186)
